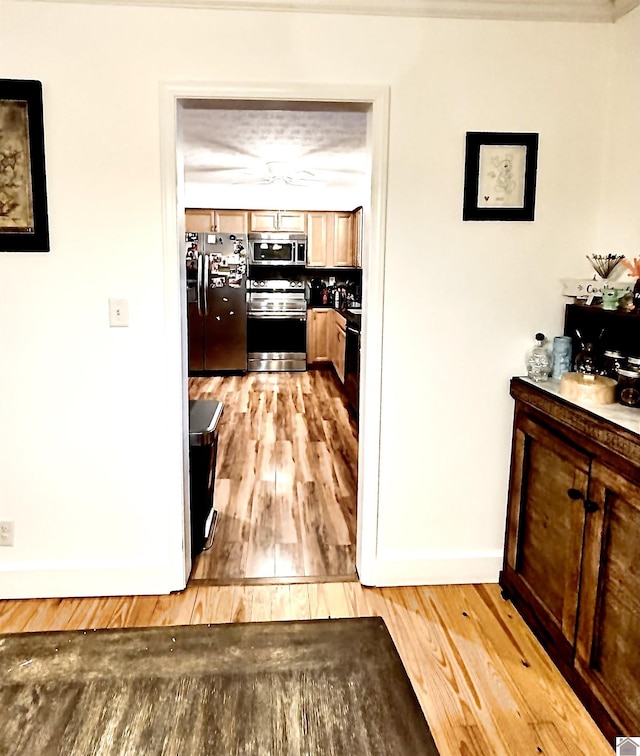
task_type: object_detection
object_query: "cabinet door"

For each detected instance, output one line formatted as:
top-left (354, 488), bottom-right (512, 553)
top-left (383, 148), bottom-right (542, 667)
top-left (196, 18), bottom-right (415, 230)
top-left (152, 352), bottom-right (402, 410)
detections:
top-left (215, 210), bottom-right (248, 234)
top-left (277, 211), bottom-right (306, 233)
top-left (503, 413), bottom-right (590, 663)
top-left (334, 321), bottom-right (346, 382)
top-left (333, 311), bottom-right (347, 382)
top-left (353, 206), bottom-right (363, 269)
top-left (249, 210), bottom-right (305, 233)
top-left (307, 308), bottom-right (331, 362)
top-left (574, 461), bottom-right (640, 737)
top-left (249, 211), bottom-right (279, 232)
top-left (333, 212), bottom-right (354, 267)
top-left (185, 209), bottom-right (214, 232)
top-left (307, 212), bottom-right (330, 267)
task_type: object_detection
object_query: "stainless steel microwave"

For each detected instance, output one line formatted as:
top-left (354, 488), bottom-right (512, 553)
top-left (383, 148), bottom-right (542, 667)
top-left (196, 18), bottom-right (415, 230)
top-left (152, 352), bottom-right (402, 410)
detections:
top-left (248, 233), bottom-right (307, 266)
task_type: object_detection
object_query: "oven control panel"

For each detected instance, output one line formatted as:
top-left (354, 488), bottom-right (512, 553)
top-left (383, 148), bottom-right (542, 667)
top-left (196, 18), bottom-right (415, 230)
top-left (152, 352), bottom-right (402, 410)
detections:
top-left (248, 279), bottom-right (305, 291)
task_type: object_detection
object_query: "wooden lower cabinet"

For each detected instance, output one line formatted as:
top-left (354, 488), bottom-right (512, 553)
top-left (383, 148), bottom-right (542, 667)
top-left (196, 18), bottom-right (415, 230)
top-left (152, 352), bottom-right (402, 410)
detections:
top-left (575, 460), bottom-right (640, 737)
top-left (307, 308), bottom-right (346, 383)
top-left (501, 378), bottom-right (640, 744)
top-left (333, 312), bottom-right (346, 383)
top-left (306, 308), bottom-right (331, 362)
top-left (504, 413), bottom-right (589, 665)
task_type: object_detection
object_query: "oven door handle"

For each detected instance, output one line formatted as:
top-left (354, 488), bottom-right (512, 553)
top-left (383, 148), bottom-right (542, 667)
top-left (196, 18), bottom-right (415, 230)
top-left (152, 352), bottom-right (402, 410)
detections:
top-left (248, 314), bottom-right (307, 320)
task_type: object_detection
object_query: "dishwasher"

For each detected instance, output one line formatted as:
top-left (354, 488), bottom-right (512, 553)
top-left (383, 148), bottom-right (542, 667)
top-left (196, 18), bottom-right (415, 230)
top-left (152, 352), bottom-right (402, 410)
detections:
top-left (344, 322), bottom-right (361, 417)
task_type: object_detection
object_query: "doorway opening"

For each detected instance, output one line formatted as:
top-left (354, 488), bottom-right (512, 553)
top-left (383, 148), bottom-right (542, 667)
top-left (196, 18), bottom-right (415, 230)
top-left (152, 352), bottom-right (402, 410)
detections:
top-left (160, 83), bottom-right (389, 592)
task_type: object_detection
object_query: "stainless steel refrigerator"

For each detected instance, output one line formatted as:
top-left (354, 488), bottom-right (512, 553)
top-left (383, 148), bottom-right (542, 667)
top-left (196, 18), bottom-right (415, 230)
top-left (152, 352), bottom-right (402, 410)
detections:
top-left (185, 232), bottom-right (248, 373)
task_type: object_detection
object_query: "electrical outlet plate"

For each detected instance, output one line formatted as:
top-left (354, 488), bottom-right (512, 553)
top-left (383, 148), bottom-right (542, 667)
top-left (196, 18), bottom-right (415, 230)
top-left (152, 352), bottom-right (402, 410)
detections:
top-left (0, 521), bottom-right (15, 547)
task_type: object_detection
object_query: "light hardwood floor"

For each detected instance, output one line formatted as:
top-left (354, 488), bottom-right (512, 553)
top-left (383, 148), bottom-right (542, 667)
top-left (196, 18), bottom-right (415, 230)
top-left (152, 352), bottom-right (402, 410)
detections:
top-left (0, 583), bottom-right (612, 755)
top-left (189, 370), bottom-right (358, 582)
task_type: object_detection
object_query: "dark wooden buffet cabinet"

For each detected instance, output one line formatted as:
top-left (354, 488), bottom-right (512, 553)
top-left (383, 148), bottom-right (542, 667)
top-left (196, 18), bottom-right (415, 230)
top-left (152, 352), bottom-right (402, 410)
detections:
top-left (500, 378), bottom-right (640, 744)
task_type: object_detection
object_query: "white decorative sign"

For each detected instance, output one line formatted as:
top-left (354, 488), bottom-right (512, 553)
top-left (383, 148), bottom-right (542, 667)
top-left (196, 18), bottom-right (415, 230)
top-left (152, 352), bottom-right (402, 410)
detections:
top-left (561, 278), bottom-right (634, 304)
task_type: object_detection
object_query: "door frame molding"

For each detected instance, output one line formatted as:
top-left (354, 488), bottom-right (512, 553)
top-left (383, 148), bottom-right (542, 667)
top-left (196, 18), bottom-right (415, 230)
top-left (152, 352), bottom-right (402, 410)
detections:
top-left (159, 81), bottom-right (390, 587)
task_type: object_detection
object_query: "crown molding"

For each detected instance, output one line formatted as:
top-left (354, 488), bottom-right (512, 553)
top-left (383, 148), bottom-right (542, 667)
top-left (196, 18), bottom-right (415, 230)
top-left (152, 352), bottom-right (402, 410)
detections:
top-left (9, 0), bottom-right (639, 23)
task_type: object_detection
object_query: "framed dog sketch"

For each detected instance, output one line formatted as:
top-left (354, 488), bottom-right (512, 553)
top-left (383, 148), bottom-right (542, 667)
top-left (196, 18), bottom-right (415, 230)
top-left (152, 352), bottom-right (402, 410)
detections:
top-left (463, 132), bottom-right (539, 221)
top-left (0, 79), bottom-right (50, 252)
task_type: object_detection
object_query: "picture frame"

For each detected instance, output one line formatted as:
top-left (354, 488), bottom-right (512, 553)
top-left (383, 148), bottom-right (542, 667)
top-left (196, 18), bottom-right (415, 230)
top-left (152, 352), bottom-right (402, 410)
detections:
top-left (463, 132), bottom-right (539, 222)
top-left (0, 79), bottom-right (50, 252)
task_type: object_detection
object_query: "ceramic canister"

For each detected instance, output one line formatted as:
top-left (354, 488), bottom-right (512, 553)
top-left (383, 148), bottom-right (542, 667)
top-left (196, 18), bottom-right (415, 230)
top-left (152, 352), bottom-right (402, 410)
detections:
top-left (552, 336), bottom-right (573, 380)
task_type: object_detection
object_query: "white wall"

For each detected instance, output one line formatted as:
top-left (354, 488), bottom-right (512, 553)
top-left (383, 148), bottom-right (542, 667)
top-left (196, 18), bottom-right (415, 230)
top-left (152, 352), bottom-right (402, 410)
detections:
top-left (185, 180), bottom-right (368, 212)
top-left (0, 1), bottom-right (633, 597)
top-left (596, 6), bottom-right (640, 255)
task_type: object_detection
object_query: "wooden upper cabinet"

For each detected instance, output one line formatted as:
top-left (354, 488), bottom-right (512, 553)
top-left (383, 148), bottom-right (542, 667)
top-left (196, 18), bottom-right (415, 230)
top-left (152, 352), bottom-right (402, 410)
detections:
top-left (249, 211), bottom-right (306, 233)
top-left (249, 211), bottom-right (279, 232)
top-left (185, 209), bottom-right (215, 232)
top-left (574, 461), bottom-right (640, 735)
top-left (332, 212), bottom-right (354, 267)
top-left (215, 210), bottom-right (249, 234)
top-left (307, 212), bottom-right (330, 267)
top-left (278, 211), bottom-right (306, 233)
top-left (306, 211), bottom-right (357, 268)
top-left (185, 209), bottom-right (248, 234)
top-left (504, 412), bottom-right (589, 664)
top-left (353, 206), bottom-right (364, 268)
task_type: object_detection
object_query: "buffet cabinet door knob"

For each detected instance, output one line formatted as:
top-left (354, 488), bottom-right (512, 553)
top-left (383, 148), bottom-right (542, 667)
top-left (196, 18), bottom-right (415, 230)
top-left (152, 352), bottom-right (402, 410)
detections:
top-left (567, 488), bottom-right (584, 500)
top-left (584, 500), bottom-right (599, 513)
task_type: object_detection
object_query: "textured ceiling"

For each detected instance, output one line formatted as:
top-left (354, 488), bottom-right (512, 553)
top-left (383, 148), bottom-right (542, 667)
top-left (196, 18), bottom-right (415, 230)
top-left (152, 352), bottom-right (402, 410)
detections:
top-left (180, 103), bottom-right (369, 191)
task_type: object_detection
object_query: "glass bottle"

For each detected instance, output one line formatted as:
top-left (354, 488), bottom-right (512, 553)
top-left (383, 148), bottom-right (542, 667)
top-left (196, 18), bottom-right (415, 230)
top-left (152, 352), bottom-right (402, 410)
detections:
top-left (526, 333), bottom-right (553, 382)
top-left (574, 342), bottom-right (598, 375)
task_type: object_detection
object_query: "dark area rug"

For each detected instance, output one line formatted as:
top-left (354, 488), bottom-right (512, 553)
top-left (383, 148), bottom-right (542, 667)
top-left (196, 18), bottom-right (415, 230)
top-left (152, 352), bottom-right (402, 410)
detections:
top-left (0, 616), bottom-right (439, 755)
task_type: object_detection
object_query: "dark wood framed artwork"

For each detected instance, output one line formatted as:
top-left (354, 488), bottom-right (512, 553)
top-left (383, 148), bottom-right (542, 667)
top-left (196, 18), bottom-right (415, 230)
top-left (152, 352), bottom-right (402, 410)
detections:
top-left (463, 131), bottom-right (539, 221)
top-left (0, 79), bottom-right (50, 252)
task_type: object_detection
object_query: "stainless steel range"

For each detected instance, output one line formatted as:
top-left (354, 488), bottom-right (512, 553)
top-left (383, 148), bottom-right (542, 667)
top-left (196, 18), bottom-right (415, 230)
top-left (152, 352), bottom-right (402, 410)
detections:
top-left (246, 279), bottom-right (307, 372)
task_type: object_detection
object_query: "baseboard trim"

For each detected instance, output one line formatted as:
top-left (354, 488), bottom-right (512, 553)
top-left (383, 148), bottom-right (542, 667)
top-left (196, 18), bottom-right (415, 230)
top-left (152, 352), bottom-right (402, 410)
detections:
top-left (0, 558), bottom-right (183, 600)
top-left (359, 549), bottom-right (503, 587)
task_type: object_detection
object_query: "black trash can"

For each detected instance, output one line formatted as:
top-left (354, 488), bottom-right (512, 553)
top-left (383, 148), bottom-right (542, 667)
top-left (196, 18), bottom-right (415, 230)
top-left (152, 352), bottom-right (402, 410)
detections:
top-left (188, 399), bottom-right (224, 558)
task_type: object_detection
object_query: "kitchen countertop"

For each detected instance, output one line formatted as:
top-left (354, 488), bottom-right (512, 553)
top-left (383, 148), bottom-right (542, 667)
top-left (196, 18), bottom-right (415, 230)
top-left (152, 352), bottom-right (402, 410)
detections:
top-left (519, 376), bottom-right (640, 436)
top-left (343, 309), bottom-right (362, 331)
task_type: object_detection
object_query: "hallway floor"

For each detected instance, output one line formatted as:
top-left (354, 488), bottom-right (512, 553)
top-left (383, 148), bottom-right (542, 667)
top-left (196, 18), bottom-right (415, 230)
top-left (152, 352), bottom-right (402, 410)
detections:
top-left (188, 370), bottom-right (358, 583)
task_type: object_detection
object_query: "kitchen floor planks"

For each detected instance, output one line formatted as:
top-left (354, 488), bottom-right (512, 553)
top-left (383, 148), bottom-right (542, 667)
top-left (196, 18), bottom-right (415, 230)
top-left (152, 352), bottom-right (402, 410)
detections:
top-left (0, 583), bottom-right (612, 756)
top-left (189, 370), bottom-right (358, 583)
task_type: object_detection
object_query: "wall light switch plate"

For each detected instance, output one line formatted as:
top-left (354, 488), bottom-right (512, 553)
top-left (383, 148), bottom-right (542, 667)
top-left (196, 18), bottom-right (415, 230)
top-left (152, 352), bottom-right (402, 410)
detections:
top-left (109, 298), bottom-right (129, 327)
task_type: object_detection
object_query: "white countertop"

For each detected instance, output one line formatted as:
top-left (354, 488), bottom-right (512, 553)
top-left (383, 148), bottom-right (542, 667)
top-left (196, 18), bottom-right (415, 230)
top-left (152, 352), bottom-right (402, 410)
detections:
top-left (519, 376), bottom-right (640, 436)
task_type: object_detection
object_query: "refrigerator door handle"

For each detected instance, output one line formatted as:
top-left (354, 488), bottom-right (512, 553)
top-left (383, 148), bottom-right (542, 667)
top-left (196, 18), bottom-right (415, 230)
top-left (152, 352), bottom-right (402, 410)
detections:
top-left (196, 252), bottom-right (203, 316)
top-left (203, 254), bottom-right (210, 315)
